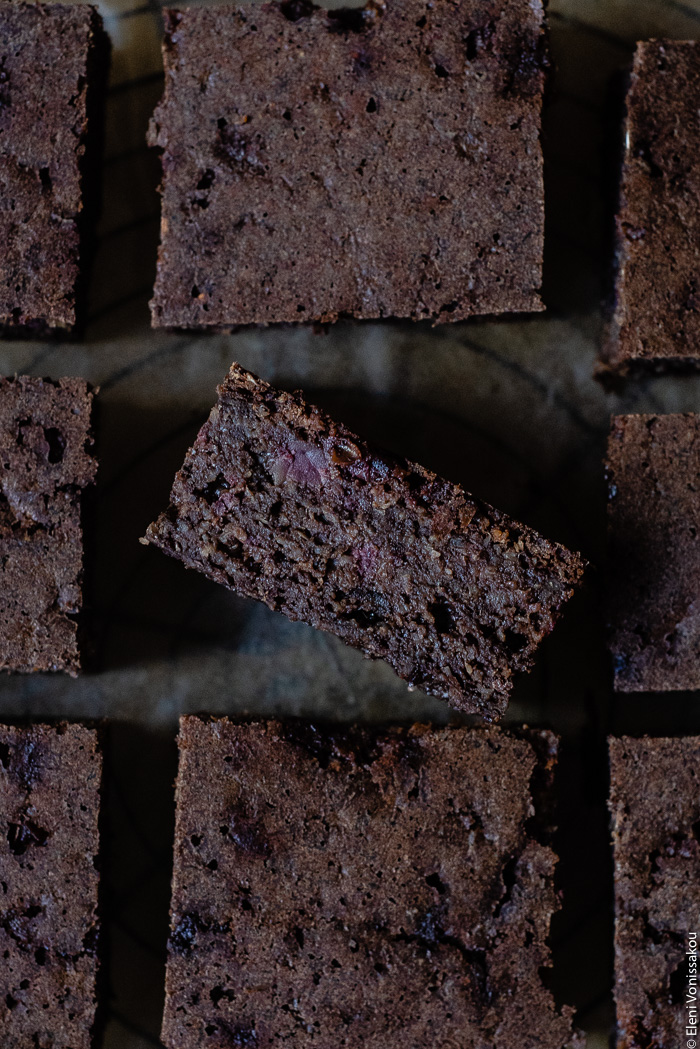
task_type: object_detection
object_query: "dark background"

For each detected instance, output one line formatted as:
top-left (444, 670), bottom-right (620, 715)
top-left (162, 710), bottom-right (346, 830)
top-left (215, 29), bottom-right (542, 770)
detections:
top-left (3, 0), bottom-right (700, 1045)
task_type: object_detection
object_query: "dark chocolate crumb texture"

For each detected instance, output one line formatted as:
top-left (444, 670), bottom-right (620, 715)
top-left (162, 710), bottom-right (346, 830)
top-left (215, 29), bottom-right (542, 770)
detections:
top-left (609, 736), bottom-right (700, 1049)
top-left (0, 377), bottom-right (97, 675)
top-left (162, 717), bottom-right (583, 1049)
top-left (144, 364), bottom-right (584, 720)
top-left (0, 2), bottom-right (107, 334)
top-left (602, 41), bottom-right (700, 374)
top-left (148, 0), bottom-right (547, 328)
top-left (0, 723), bottom-right (102, 1048)
top-left (605, 414), bottom-right (700, 692)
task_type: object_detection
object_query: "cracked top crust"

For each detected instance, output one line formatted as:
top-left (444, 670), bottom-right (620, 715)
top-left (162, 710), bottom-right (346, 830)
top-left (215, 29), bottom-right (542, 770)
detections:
top-left (149, 0), bottom-right (546, 328)
top-left (162, 716), bottom-right (581, 1049)
top-left (609, 736), bottom-right (700, 1049)
top-left (0, 722), bottom-right (101, 1048)
top-left (0, 376), bottom-right (97, 675)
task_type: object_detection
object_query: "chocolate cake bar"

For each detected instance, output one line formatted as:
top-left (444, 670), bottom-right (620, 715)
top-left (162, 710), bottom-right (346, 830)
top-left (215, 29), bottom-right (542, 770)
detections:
top-left (0, 376), bottom-right (97, 675)
top-left (602, 41), bottom-right (700, 373)
top-left (0, 2), bottom-right (108, 335)
top-left (144, 363), bottom-right (584, 720)
top-left (609, 736), bottom-right (700, 1049)
top-left (605, 413), bottom-right (700, 692)
top-left (162, 716), bottom-right (582, 1048)
top-left (0, 723), bottom-right (102, 1047)
top-left (148, 0), bottom-right (547, 328)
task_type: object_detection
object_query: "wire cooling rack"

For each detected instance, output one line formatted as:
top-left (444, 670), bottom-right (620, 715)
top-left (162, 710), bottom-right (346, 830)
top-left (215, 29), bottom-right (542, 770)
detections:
top-left (4, 0), bottom-right (700, 1044)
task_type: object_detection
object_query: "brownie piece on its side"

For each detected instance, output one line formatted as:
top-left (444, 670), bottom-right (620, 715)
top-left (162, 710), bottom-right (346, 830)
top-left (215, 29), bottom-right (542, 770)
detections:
top-left (163, 716), bottom-right (582, 1049)
top-left (0, 2), bottom-right (108, 335)
top-left (602, 41), bottom-right (700, 374)
top-left (0, 723), bottom-right (102, 1048)
top-left (148, 0), bottom-right (547, 329)
top-left (609, 736), bottom-right (700, 1049)
top-left (605, 414), bottom-right (700, 692)
top-left (143, 363), bottom-right (584, 720)
top-left (0, 377), bottom-right (97, 675)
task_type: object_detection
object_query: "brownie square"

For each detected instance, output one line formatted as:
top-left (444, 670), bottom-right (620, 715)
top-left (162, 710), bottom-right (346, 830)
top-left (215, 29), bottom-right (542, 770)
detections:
top-left (144, 363), bottom-right (584, 721)
top-left (609, 736), bottom-right (700, 1049)
top-left (0, 723), bottom-right (102, 1048)
top-left (148, 0), bottom-right (547, 328)
top-left (162, 716), bottom-right (581, 1048)
top-left (0, 377), bottom-right (97, 675)
top-left (0, 2), bottom-right (108, 335)
top-left (605, 414), bottom-right (700, 692)
top-left (603, 41), bottom-right (700, 373)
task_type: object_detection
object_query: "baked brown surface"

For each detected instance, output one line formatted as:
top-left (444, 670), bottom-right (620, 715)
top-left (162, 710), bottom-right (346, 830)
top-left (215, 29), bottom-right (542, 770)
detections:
top-left (148, 0), bottom-right (547, 328)
top-left (144, 363), bottom-right (584, 720)
top-left (0, 722), bottom-right (102, 1048)
top-left (605, 413), bottom-right (700, 691)
top-left (603, 41), bottom-right (700, 373)
top-left (162, 716), bottom-right (582, 1049)
top-left (0, 376), bottom-right (97, 675)
top-left (609, 736), bottom-right (700, 1049)
top-left (0, 1), bottom-right (107, 334)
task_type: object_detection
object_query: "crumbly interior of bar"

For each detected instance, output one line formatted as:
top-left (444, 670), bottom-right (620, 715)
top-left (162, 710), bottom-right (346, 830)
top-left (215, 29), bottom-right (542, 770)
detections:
top-left (150, 376), bottom-right (581, 718)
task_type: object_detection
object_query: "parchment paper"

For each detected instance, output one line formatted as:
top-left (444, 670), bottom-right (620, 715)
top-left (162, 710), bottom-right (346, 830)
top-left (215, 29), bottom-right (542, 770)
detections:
top-left (3, 0), bottom-right (700, 1044)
